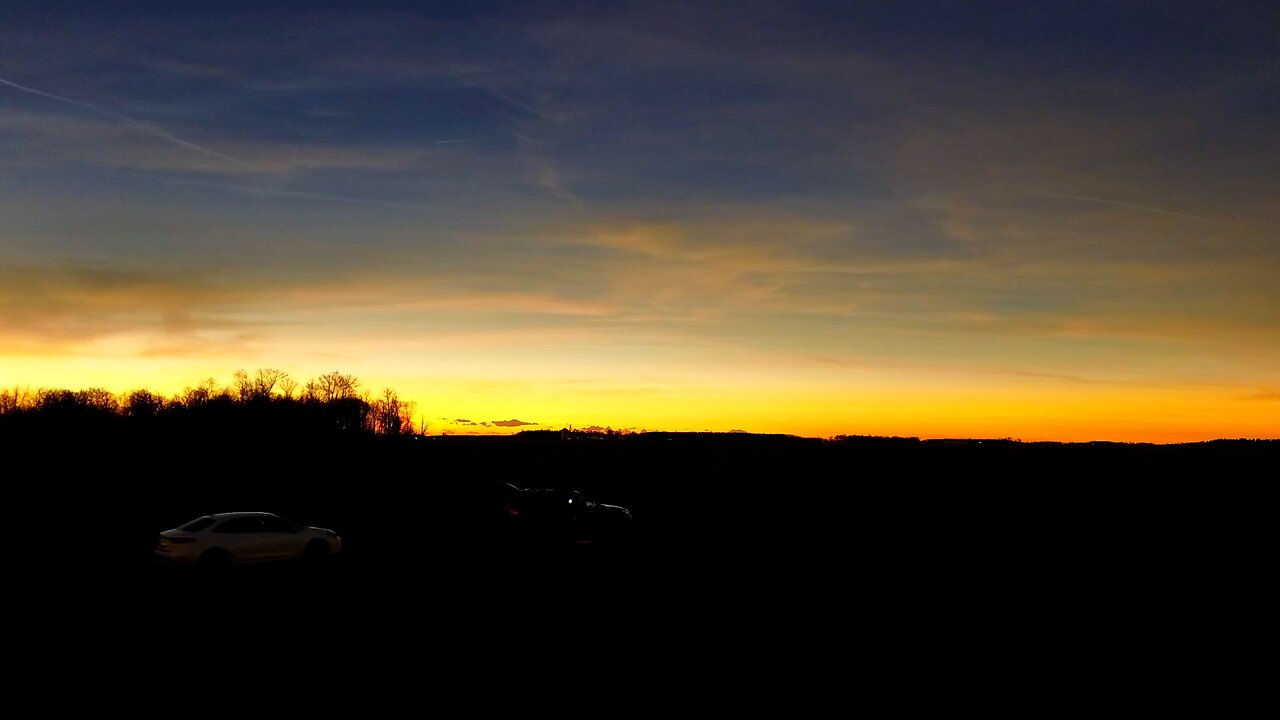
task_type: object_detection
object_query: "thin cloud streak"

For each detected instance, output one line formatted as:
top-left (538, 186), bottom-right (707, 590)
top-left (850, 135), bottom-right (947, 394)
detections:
top-left (1035, 193), bottom-right (1237, 226)
top-left (164, 179), bottom-right (431, 210)
top-left (0, 76), bottom-right (245, 166)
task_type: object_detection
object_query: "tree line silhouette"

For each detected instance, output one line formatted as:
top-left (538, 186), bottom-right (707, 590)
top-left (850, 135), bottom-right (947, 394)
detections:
top-left (4, 369), bottom-right (1275, 447)
top-left (0, 368), bottom-right (425, 438)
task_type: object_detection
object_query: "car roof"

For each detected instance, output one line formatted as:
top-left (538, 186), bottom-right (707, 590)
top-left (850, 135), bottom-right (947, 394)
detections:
top-left (205, 511), bottom-right (280, 520)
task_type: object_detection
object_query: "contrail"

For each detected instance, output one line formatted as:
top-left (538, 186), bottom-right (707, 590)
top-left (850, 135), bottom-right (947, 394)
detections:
top-left (1035, 193), bottom-right (1235, 226)
top-left (166, 179), bottom-right (429, 210)
top-left (0, 76), bottom-right (244, 165)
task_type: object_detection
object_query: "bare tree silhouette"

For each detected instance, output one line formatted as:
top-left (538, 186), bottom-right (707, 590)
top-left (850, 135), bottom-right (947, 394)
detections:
top-left (306, 371), bottom-right (361, 403)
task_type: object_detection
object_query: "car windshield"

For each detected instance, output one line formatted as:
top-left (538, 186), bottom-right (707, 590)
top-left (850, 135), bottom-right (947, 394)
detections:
top-left (178, 517), bottom-right (215, 532)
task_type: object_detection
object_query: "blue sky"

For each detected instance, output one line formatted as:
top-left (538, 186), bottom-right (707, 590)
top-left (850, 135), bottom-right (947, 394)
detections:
top-left (2, 1), bottom-right (1277, 440)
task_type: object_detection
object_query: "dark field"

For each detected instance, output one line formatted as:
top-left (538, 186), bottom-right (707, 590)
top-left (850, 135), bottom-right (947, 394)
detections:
top-left (30, 434), bottom-right (1279, 717)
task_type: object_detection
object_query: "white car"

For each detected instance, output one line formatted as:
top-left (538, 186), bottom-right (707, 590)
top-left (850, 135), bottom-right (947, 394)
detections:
top-left (154, 511), bottom-right (342, 568)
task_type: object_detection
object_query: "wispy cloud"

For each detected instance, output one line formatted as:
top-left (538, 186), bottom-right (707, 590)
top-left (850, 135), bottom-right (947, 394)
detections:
top-left (0, 262), bottom-right (254, 356)
top-left (0, 76), bottom-right (245, 166)
top-left (0, 111), bottom-right (430, 175)
top-left (163, 178), bottom-right (431, 210)
top-left (1034, 193), bottom-right (1237, 226)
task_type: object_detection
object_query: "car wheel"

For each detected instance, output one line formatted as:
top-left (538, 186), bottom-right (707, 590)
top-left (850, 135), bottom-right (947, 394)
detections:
top-left (199, 548), bottom-right (230, 571)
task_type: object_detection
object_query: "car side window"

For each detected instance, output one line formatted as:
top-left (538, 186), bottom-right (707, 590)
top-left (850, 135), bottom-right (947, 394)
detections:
top-left (179, 517), bottom-right (215, 532)
top-left (211, 517), bottom-right (258, 533)
top-left (259, 516), bottom-right (294, 533)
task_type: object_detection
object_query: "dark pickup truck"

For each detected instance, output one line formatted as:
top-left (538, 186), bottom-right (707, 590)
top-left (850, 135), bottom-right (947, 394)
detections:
top-left (496, 483), bottom-right (634, 545)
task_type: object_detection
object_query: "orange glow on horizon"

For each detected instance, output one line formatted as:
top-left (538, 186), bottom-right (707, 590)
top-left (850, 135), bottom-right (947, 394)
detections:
top-left (2, 353), bottom-right (1275, 444)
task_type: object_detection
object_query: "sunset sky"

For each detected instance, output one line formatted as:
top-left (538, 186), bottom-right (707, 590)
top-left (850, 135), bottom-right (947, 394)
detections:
top-left (1, 1), bottom-right (1276, 442)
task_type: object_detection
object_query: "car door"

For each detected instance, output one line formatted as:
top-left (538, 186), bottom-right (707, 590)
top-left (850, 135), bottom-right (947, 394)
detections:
top-left (210, 516), bottom-right (269, 562)
top-left (253, 515), bottom-right (303, 561)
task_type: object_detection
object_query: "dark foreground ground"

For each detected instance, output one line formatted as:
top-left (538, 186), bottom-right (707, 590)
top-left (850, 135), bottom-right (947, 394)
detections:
top-left (24, 434), bottom-right (1279, 717)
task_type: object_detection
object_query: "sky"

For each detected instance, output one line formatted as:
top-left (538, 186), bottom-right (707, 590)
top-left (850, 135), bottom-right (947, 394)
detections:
top-left (1, 1), bottom-right (1277, 442)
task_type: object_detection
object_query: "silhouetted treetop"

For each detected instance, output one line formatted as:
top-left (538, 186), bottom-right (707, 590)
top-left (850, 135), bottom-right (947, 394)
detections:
top-left (0, 369), bottom-right (427, 441)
